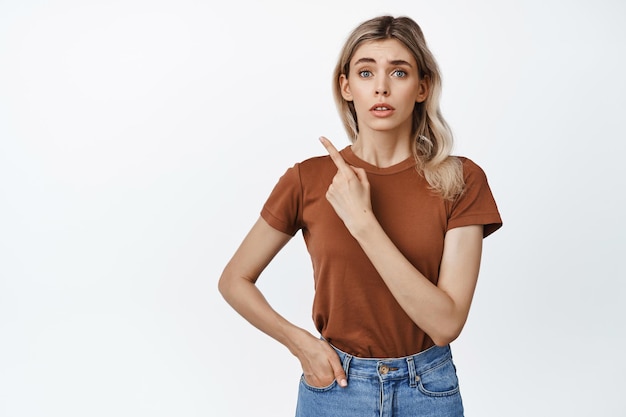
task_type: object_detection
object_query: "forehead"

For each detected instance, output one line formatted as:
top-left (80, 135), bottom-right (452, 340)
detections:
top-left (351, 38), bottom-right (416, 65)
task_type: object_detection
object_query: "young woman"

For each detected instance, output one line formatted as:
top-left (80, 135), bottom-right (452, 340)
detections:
top-left (218, 15), bottom-right (502, 417)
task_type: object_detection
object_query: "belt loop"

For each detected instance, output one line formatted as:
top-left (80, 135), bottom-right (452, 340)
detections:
top-left (407, 356), bottom-right (417, 388)
top-left (342, 352), bottom-right (352, 375)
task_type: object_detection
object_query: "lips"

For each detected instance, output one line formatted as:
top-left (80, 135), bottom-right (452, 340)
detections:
top-left (369, 103), bottom-right (395, 118)
top-left (370, 103), bottom-right (395, 111)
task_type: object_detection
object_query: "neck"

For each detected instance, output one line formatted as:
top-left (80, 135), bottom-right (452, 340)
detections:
top-left (351, 129), bottom-right (413, 168)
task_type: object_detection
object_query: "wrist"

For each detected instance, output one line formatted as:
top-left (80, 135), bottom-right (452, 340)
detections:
top-left (283, 326), bottom-right (314, 358)
top-left (348, 209), bottom-right (379, 240)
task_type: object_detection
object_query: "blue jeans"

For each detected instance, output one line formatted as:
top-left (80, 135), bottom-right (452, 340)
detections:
top-left (295, 343), bottom-right (464, 417)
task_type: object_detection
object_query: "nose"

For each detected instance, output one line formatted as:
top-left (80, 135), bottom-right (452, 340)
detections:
top-left (375, 78), bottom-right (389, 96)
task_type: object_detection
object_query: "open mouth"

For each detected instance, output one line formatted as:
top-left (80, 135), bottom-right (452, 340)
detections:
top-left (370, 103), bottom-right (395, 111)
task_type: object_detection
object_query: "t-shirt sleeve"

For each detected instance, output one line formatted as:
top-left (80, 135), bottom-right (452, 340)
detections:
top-left (447, 158), bottom-right (503, 238)
top-left (260, 164), bottom-right (303, 236)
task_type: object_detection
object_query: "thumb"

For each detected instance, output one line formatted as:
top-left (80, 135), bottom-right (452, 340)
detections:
top-left (329, 357), bottom-right (348, 388)
top-left (351, 166), bottom-right (369, 186)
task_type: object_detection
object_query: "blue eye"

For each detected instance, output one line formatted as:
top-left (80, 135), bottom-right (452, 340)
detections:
top-left (359, 70), bottom-right (372, 78)
top-left (392, 69), bottom-right (407, 77)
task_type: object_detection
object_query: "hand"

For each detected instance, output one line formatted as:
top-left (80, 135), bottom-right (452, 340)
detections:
top-left (319, 136), bottom-right (373, 235)
top-left (293, 332), bottom-right (348, 388)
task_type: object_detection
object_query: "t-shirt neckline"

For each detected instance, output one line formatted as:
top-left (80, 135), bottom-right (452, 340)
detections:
top-left (340, 146), bottom-right (416, 175)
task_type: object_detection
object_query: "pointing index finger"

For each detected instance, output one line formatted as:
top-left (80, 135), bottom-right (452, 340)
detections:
top-left (319, 136), bottom-right (351, 173)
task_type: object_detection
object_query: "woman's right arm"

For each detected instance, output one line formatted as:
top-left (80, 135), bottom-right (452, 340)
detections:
top-left (218, 216), bottom-right (348, 388)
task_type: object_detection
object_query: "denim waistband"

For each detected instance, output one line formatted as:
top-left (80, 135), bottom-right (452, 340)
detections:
top-left (330, 342), bottom-right (453, 387)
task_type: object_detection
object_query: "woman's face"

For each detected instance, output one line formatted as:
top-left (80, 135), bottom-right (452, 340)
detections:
top-left (340, 39), bottom-right (428, 138)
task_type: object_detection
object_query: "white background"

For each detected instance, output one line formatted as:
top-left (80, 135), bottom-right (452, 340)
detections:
top-left (1, 0), bottom-right (625, 416)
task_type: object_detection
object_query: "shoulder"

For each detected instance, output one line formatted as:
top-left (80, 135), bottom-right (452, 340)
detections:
top-left (456, 156), bottom-right (486, 176)
top-left (453, 156), bottom-right (498, 200)
top-left (271, 153), bottom-right (334, 190)
top-left (454, 156), bottom-right (491, 186)
top-left (289, 152), bottom-right (337, 180)
top-left (448, 156), bottom-right (503, 236)
top-left (297, 153), bottom-right (333, 169)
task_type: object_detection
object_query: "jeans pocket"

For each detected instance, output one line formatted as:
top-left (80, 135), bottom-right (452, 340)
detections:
top-left (299, 374), bottom-right (337, 392)
top-left (417, 359), bottom-right (460, 397)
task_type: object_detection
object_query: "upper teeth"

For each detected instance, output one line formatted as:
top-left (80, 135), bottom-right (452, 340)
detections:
top-left (375, 107), bottom-right (389, 110)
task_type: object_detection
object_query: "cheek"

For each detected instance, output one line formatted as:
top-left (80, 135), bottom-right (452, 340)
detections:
top-left (411, 87), bottom-right (426, 103)
top-left (350, 90), bottom-right (371, 108)
top-left (354, 101), bottom-right (370, 114)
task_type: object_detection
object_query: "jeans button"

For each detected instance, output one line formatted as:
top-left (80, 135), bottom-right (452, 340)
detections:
top-left (380, 365), bottom-right (389, 375)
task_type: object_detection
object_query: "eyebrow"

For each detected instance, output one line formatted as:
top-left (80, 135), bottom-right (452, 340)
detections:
top-left (353, 57), bottom-right (414, 67)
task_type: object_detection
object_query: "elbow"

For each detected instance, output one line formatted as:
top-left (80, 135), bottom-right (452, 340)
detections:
top-left (426, 307), bottom-right (469, 347)
top-left (217, 269), bottom-right (234, 300)
top-left (217, 274), bottom-right (226, 297)
top-left (217, 265), bottom-right (255, 302)
top-left (429, 324), bottom-right (464, 347)
top-left (431, 333), bottom-right (459, 347)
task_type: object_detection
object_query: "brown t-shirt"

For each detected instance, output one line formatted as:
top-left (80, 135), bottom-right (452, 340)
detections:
top-left (261, 146), bottom-right (502, 358)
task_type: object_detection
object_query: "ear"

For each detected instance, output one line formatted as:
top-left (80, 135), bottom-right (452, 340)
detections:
top-left (339, 74), bottom-right (353, 101)
top-left (416, 75), bottom-right (430, 103)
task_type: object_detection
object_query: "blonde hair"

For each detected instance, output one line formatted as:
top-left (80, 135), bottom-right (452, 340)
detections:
top-left (332, 15), bottom-right (464, 200)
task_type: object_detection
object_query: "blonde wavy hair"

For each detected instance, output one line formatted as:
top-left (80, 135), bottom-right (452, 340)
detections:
top-left (333, 15), bottom-right (464, 200)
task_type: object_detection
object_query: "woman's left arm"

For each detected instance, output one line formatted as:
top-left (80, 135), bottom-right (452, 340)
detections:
top-left (353, 221), bottom-right (483, 346)
top-left (320, 137), bottom-right (483, 346)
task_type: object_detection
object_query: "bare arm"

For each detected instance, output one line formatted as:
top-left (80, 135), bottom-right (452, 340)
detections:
top-left (218, 217), bottom-right (348, 387)
top-left (320, 136), bottom-right (483, 346)
top-left (350, 220), bottom-right (482, 346)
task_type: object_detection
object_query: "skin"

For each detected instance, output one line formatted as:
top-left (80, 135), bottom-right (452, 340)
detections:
top-left (218, 39), bottom-right (484, 390)
top-left (338, 38), bottom-right (428, 166)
